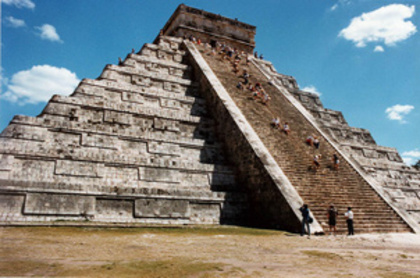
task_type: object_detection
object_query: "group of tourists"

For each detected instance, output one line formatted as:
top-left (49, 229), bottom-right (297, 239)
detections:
top-left (311, 153), bottom-right (340, 172)
top-left (300, 204), bottom-right (354, 238)
top-left (190, 34), bottom-right (355, 238)
top-left (188, 34), bottom-right (273, 107)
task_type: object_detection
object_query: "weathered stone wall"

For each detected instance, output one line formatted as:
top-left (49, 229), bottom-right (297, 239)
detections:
top-left (255, 59), bottom-right (420, 226)
top-left (0, 36), bottom-right (248, 225)
top-left (184, 41), bottom-right (319, 233)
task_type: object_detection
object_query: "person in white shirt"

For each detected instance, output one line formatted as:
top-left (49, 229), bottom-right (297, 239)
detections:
top-left (344, 207), bottom-right (354, 235)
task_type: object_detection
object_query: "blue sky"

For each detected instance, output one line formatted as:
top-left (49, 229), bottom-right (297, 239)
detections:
top-left (1, 0), bottom-right (419, 165)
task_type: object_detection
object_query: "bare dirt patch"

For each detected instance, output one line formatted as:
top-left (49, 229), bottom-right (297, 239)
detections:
top-left (1, 226), bottom-right (420, 277)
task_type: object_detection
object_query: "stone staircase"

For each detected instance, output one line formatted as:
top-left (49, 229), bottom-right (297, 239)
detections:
top-left (197, 44), bottom-right (412, 234)
top-left (0, 36), bottom-right (248, 225)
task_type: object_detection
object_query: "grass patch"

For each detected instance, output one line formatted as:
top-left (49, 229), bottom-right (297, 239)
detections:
top-left (2, 225), bottom-right (285, 237)
top-left (59, 259), bottom-right (228, 277)
top-left (0, 258), bottom-right (229, 277)
top-left (0, 260), bottom-right (60, 277)
top-left (301, 250), bottom-right (343, 260)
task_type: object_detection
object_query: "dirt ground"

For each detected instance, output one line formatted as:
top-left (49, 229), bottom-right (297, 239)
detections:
top-left (1, 225), bottom-right (420, 277)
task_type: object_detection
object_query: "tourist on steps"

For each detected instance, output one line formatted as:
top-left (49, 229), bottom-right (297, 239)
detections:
top-left (242, 70), bottom-right (250, 85)
top-left (306, 135), bottom-right (314, 146)
top-left (333, 154), bottom-right (340, 170)
top-left (283, 122), bottom-right (290, 135)
top-left (313, 154), bottom-right (321, 171)
top-left (300, 204), bottom-right (312, 238)
top-left (236, 81), bottom-right (244, 91)
top-left (271, 117), bottom-right (280, 129)
top-left (345, 207), bottom-right (354, 235)
top-left (313, 136), bottom-right (320, 149)
top-left (327, 204), bottom-right (338, 236)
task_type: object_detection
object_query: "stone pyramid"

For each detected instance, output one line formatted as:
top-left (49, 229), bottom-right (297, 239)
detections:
top-left (0, 4), bottom-right (419, 234)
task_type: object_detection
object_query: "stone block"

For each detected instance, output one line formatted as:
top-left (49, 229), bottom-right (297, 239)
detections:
top-left (160, 98), bottom-right (181, 110)
top-left (103, 166), bottom-right (139, 181)
top-left (121, 140), bottom-right (148, 155)
top-left (181, 172), bottom-right (210, 188)
top-left (168, 67), bottom-right (184, 77)
top-left (388, 152), bottom-right (403, 162)
top-left (11, 159), bottom-right (55, 180)
top-left (104, 110), bottom-right (133, 125)
top-left (122, 91), bottom-right (144, 104)
top-left (95, 199), bottom-right (134, 219)
top-left (0, 194), bottom-right (24, 214)
top-left (363, 149), bottom-right (378, 159)
top-left (134, 198), bottom-right (190, 218)
top-left (154, 118), bottom-right (180, 132)
top-left (147, 141), bottom-right (180, 156)
top-left (208, 173), bottom-right (236, 186)
top-left (43, 102), bottom-right (78, 117)
top-left (139, 167), bottom-right (180, 183)
top-left (1, 124), bottom-right (47, 141)
top-left (189, 202), bottom-right (220, 224)
top-left (163, 81), bottom-right (187, 94)
top-left (101, 69), bottom-right (131, 83)
top-left (55, 160), bottom-right (104, 178)
top-left (24, 193), bottom-right (95, 216)
top-left (0, 155), bottom-right (14, 171)
top-left (132, 76), bottom-right (152, 87)
top-left (52, 131), bottom-right (81, 146)
top-left (82, 133), bottom-right (118, 150)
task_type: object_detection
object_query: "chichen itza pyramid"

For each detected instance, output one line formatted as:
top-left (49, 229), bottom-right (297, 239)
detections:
top-left (0, 5), bottom-right (419, 234)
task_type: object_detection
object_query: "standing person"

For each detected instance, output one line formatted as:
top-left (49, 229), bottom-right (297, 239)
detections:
top-left (327, 205), bottom-right (338, 235)
top-left (299, 204), bottom-right (311, 238)
top-left (345, 207), bottom-right (354, 235)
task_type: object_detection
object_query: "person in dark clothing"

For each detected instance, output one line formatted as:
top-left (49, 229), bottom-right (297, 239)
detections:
top-left (299, 204), bottom-right (311, 238)
top-left (327, 204), bottom-right (338, 235)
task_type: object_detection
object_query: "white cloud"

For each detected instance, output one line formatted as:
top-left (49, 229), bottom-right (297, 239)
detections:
top-left (0, 65), bottom-right (80, 104)
top-left (2, 0), bottom-right (35, 9)
top-left (330, 0), bottom-right (351, 12)
top-left (374, 45), bottom-right (384, 52)
top-left (301, 85), bottom-right (321, 97)
top-left (402, 157), bottom-right (415, 166)
top-left (402, 149), bottom-right (420, 166)
top-left (339, 4), bottom-right (417, 48)
top-left (402, 150), bottom-right (420, 158)
top-left (36, 24), bottom-right (63, 43)
top-left (385, 104), bottom-right (414, 123)
top-left (5, 16), bottom-right (26, 28)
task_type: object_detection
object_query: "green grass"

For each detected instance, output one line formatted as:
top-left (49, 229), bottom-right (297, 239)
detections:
top-left (3, 225), bottom-right (286, 237)
top-left (301, 250), bottom-right (344, 260)
top-left (0, 258), bottom-right (229, 277)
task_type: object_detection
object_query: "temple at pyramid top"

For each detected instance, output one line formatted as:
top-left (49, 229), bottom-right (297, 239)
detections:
top-left (156, 4), bottom-right (256, 53)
